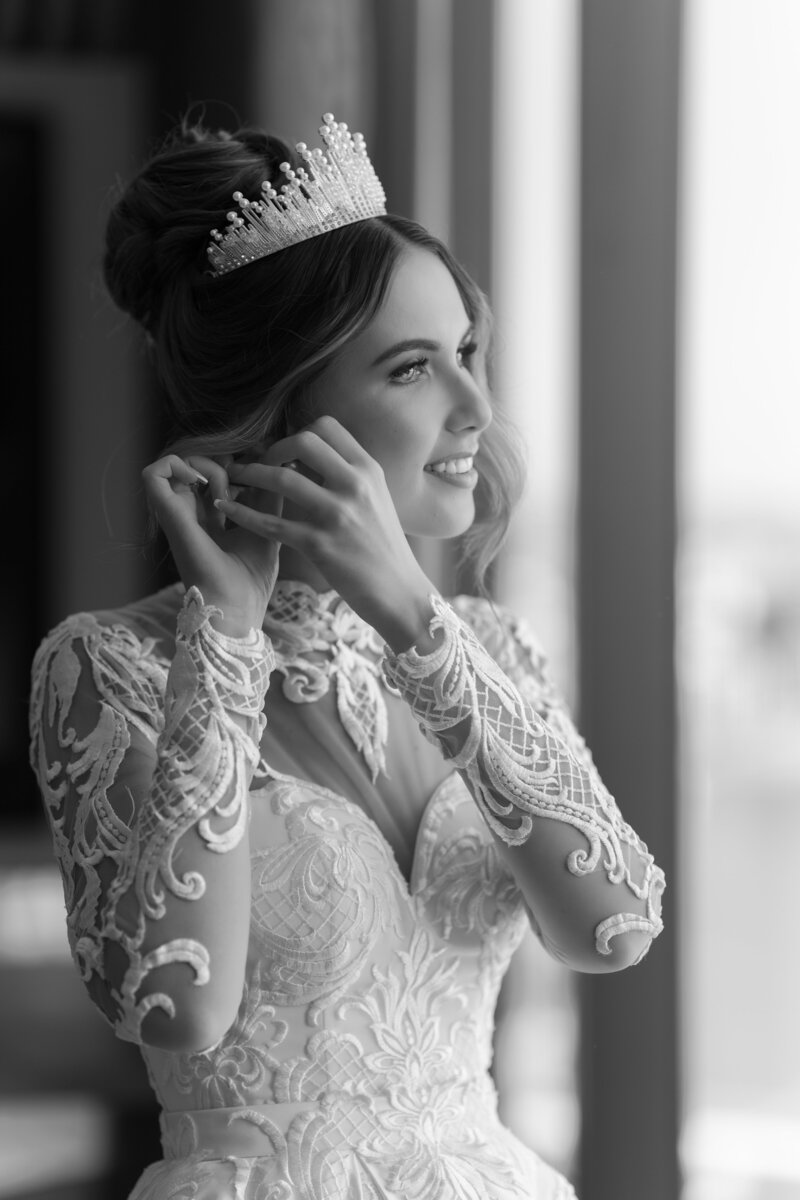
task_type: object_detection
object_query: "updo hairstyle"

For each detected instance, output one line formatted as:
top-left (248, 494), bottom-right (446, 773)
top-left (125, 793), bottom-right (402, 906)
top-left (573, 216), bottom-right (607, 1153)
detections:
top-left (103, 119), bottom-right (526, 586)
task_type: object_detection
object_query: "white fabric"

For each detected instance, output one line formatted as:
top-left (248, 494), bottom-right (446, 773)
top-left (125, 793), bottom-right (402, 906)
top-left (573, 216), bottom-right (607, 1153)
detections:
top-left (29, 580), bottom-right (666, 1199)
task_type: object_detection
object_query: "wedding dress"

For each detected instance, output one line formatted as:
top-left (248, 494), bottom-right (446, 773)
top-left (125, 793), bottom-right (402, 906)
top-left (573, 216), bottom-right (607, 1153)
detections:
top-left (29, 579), bottom-right (665, 1199)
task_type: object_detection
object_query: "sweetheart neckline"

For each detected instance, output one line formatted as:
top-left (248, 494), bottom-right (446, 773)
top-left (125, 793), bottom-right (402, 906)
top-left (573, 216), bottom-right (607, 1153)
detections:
top-left (252, 766), bottom-right (464, 894)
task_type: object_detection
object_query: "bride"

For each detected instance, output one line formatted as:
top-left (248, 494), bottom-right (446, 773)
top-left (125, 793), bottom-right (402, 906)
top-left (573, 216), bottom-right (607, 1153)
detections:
top-left (29, 112), bottom-right (665, 1199)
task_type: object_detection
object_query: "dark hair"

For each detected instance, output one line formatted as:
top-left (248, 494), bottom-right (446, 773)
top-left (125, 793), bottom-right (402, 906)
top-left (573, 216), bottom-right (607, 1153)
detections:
top-left (103, 120), bottom-right (526, 588)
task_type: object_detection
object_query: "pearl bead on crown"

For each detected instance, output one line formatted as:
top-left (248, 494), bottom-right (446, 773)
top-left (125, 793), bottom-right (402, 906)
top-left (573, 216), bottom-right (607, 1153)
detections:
top-left (207, 113), bottom-right (387, 276)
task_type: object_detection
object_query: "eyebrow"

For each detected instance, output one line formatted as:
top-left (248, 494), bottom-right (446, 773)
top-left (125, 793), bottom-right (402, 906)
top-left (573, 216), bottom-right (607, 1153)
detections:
top-left (371, 338), bottom-right (440, 367)
top-left (370, 327), bottom-right (475, 368)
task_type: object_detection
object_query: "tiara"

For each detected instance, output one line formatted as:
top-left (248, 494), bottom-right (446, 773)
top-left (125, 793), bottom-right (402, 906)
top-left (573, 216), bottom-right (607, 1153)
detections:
top-left (207, 113), bottom-right (387, 276)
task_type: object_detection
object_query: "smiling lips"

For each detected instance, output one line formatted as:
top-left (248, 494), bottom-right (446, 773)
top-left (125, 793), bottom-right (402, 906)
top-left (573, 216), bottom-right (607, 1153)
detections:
top-left (424, 455), bottom-right (475, 476)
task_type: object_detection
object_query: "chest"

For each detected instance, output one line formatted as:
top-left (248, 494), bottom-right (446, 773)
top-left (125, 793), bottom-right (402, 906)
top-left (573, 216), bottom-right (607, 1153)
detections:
top-left (257, 674), bottom-right (452, 885)
top-left (246, 767), bottom-right (529, 978)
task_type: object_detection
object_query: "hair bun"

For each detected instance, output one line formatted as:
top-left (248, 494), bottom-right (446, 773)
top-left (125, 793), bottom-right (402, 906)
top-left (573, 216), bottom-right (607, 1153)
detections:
top-left (103, 121), bottom-right (298, 332)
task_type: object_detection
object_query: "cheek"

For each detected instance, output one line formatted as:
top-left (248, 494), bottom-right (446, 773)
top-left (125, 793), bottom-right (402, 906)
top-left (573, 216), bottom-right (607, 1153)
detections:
top-left (351, 414), bottom-right (429, 478)
top-left (380, 444), bottom-right (430, 504)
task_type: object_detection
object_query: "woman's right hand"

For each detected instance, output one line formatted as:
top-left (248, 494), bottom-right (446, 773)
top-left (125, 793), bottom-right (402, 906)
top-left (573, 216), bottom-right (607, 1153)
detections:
top-left (141, 453), bottom-right (281, 634)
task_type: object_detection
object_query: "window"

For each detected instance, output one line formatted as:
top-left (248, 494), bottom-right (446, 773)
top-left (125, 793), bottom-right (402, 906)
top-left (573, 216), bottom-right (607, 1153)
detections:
top-left (492, 0), bottom-right (581, 1181)
top-left (678, 3), bottom-right (800, 1195)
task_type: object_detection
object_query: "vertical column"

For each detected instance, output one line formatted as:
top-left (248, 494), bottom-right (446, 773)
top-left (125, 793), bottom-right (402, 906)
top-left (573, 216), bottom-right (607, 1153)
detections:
top-left (254, 0), bottom-right (377, 144)
top-left (413, 0), bottom-right (453, 244)
top-left (371, 0), bottom-right (419, 220)
top-left (577, 1), bottom-right (681, 1196)
top-left (373, 0), bottom-right (447, 586)
top-left (450, 0), bottom-right (495, 299)
top-left (449, 0), bottom-right (496, 595)
top-left (0, 63), bottom-right (148, 622)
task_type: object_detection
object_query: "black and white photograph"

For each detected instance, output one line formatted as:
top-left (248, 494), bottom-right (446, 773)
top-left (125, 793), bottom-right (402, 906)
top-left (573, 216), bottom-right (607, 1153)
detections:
top-left (1, 2), bottom-right (797, 1198)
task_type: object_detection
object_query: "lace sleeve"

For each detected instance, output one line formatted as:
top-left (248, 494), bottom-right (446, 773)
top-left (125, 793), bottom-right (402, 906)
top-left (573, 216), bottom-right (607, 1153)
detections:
top-left (28, 586), bottom-right (274, 1052)
top-left (383, 595), bottom-right (665, 971)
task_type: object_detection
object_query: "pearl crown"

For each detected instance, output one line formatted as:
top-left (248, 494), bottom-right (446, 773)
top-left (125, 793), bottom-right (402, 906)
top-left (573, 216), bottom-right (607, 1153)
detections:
top-left (207, 113), bottom-right (387, 276)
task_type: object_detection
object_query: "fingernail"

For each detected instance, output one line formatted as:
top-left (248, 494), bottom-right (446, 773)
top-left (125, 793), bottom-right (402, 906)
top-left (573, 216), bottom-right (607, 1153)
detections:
top-left (213, 498), bottom-right (228, 510)
top-left (191, 469), bottom-right (209, 485)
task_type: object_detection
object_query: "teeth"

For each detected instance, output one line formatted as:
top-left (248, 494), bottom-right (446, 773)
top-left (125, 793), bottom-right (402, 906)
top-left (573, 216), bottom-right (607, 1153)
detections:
top-left (428, 456), bottom-right (474, 475)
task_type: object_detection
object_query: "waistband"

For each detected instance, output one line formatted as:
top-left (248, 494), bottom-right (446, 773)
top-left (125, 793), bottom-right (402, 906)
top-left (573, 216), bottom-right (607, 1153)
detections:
top-left (162, 1100), bottom-right (326, 1161)
top-left (161, 1080), bottom-right (500, 1163)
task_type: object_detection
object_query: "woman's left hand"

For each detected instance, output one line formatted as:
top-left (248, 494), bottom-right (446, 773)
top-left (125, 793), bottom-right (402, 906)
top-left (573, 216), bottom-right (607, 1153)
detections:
top-left (218, 416), bottom-right (435, 649)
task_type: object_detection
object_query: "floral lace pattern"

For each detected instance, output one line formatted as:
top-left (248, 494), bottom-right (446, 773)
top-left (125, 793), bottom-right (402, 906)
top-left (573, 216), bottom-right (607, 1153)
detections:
top-left (27, 580), bottom-right (666, 1199)
top-left (383, 594), bottom-right (665, 957)
top-left (29, 587), bottom-right (272, 1044)
top-left (263, 580), bottom-right (389, 781)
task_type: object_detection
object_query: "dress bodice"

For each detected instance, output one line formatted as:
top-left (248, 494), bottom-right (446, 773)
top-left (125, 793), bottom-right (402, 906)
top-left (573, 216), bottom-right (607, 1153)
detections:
top-left (146, 766), bottom-right (529, 1092)
top-left (29, 578), bottom-right (665, 1198)
top-left (257, 581), bottom-right (456, 887)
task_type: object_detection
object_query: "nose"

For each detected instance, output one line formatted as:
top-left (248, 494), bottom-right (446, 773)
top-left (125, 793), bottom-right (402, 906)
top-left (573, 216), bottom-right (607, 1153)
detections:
top-left (445, 367), bottom-right (493, 434)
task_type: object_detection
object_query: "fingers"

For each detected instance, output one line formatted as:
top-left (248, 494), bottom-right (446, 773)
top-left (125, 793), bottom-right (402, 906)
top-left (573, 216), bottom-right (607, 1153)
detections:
top-left (141, 420), bottom-right (369, 545)
top-left (265, 416), bottom-right (372, 475)
top-left (184, 455), bottom-right (231, 534)
top-left (142, 454), bottom-right (208, 495)
top-left (185, 455), bottom-right (228, 499)
top-left (183, 454), bottom-right (287, 536)
top-left (263, 431), bottom-right (349, 483)
top-left (307, 415), bottom-right (372, 463)
top-left (226, 461), bottom-right (328, 517)
top-left (212, 496), bottom-right (307, 552)
top-left (140, 456), bottom-right (221, 577)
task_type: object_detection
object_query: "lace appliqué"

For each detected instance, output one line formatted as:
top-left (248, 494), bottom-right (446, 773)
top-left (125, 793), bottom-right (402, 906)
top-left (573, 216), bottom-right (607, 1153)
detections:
top-left (263, 580), bottom-right (388, 782)
top-left (336, 929), bottom-right (523, 1199)
top-left (450, 595), bottom-right (560, 717)
top-left (383, 594), bottom-right (665, 958)
top-left (29, 586), bottom-right (273, 1044)
top-left (249, 780), bottom-right (406, 1020)
top-left (161, 961), bottom-right (289, 1108)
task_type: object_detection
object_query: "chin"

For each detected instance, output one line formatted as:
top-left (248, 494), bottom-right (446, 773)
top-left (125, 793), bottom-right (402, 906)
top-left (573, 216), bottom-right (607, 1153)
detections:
top-left (404, 501), bottom-right (476, 540)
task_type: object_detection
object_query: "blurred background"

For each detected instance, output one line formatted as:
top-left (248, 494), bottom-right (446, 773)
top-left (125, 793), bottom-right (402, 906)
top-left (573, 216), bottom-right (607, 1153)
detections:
top-left (1, 0), bottom-right (798, 1197)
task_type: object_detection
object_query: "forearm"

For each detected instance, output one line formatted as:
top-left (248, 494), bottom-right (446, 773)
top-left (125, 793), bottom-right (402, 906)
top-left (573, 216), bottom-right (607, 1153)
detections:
top-left (109, 587), bottom-right (272, 1050)
top-left (383, 595), bottom-right (666, 971)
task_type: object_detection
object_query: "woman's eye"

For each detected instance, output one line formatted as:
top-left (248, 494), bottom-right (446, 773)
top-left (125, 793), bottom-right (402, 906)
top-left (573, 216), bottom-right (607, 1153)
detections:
top-left (388, 342), bottom-right (478, 385)
top-left (389, 357), bottom-right (429, 385)
top-left (458, 340), bottom-right (478, 369)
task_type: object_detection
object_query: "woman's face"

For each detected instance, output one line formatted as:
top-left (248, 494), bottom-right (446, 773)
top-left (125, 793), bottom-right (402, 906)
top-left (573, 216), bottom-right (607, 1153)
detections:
top-left (307, 245), bottom-right (493, 539)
